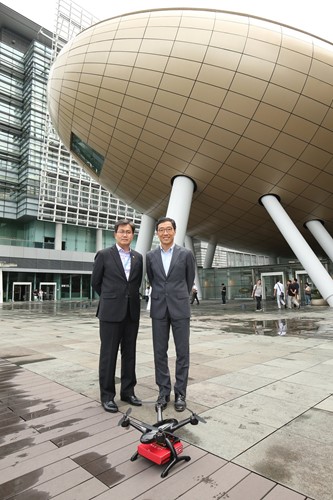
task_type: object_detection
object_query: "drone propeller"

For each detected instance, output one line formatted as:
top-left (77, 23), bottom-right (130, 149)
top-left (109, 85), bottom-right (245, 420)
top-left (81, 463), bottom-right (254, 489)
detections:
top-left (187, 408), bottom-right (207, 424)
top-left (118, 407), bottom-right (132, 427)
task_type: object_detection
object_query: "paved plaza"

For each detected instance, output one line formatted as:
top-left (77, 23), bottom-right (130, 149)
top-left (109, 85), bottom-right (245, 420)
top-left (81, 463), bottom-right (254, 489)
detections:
top-left (1, 299), bottom-right (333, 499)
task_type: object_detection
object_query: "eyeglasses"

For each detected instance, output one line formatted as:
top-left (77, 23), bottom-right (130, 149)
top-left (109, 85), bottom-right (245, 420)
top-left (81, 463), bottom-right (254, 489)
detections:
top-left (157, 227), bottom-right (174, 234)
top-left (116, 230), bottom-right (133, 235)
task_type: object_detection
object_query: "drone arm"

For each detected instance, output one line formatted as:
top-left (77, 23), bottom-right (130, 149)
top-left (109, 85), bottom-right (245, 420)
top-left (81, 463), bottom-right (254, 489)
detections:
top-left (167, 417), bottom-right (192, 433)
top-left (127, 420), bottom-right (151, 433)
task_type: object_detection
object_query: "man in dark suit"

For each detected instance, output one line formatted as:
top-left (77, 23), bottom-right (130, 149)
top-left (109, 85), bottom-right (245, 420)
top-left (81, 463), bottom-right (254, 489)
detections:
top-left (146, 217), bottom-right (195, 412)
top-left (91, 219), bottom-right (143, 413)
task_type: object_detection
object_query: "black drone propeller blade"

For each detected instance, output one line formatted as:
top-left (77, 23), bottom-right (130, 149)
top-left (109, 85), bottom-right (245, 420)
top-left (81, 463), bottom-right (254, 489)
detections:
top-left (188, 408), bottom-right (207, 424)
top-left (117, 406), bottom-right (132, 426)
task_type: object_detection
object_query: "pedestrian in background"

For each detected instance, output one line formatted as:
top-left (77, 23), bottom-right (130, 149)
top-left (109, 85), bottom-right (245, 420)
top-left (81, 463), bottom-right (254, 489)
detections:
top-left (221, 283), bottom-right (226, 304)
top-left (252, 279), bottom-right (263, 311)
top-left (304, 282), bottom-right (312, 305)
top-left (274, 279), bottom-right (286, 309)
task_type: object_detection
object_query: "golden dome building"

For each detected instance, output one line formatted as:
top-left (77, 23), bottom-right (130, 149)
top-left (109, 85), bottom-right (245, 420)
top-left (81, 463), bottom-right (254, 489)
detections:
top-left (47, 8), bottom-right (333, 305)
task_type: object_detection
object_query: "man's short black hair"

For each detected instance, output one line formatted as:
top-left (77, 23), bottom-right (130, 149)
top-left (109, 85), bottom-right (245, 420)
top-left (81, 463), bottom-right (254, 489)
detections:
top-left (155, 217), bottom-right (176, 231)
top-left (114, 219), bottom-right (135, 233)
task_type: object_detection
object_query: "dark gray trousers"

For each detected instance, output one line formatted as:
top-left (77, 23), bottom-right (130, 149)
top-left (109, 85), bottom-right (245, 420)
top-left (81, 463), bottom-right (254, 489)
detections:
top-left (152, 312), bottom-right (190, 398)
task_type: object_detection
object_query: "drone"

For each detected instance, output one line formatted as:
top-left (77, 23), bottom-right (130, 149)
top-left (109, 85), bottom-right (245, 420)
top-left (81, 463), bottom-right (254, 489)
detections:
top-left (118, 403), bottom-right (206, 478)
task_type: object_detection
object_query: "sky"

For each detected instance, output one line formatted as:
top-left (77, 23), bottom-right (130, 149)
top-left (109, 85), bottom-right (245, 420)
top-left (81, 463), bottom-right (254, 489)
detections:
top-left (2, 0), bottom-right (332, 44)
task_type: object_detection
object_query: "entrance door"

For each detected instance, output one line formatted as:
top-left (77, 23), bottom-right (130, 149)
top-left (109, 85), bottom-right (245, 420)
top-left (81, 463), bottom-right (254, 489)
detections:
top-left (39, 282), bottom-right (57, 301)
top-left (261, 272), bottom-right (285, 300)
top-left (12, 282), bottom-right (32, 302)
top-left (295, 270), bottom-right (311, 304)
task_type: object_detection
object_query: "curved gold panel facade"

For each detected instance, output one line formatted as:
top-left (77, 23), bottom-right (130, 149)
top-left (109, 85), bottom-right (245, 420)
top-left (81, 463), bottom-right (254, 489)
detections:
top-left (48, 9), bottom-right (333, 256)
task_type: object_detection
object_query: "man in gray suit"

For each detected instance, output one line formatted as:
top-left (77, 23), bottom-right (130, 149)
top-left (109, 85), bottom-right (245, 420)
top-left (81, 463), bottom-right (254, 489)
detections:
top-left (92, 219), bottom-right (143, 413)
top-left (146, 217), bottom-right (196, 412)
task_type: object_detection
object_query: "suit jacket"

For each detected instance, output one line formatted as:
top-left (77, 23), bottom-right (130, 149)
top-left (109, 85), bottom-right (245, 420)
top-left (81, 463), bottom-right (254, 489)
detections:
top-left (91, 245), bottom-right (143, 322)
top-left (146, 244), bottom-right (195, 320)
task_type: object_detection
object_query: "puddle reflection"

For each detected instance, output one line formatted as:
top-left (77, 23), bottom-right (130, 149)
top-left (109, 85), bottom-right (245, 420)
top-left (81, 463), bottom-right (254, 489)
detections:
top-left (224, 317), bottom-right (329, 338)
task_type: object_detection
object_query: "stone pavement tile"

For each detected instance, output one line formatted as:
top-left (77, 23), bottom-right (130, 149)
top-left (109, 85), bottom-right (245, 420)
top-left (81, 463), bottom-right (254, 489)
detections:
top-left (135, 453), bottom-right (227, 500)
top-left (70, 430), bottom-right (139, 466)
top-left (315, 394), bottom-right (333, 412)
top-left (239, 362), bottom-right (305, 379)
top-left (10, 466), bottom-right (95, 500)
top-left (255, 380), bottom-right (330, 406)
top-left (0, 457), bottom-right (81, 498)
top-left (304, 362), bottom-right (333, 376)
top-left (186, 381), bottom-right (245, 407)
top-left (180, 464), bottom-right (274, 500)
top-left (0, 416), bottom-right (131, 484)
top-left (19, 393), bottom-right (91, 419)
top-left (220, 392), bottom-right (311, 427)
top-left (208, 372), bottom-right (274, 391)
top-left (7, 354), bottom-right (56, 365)
top-left (284, 370), bottom-right (333, 391)
top-left (0, 441), bottom-right (57, 471)
top-left (188, 362), bottom-right (230, 383)
top-left (234, 419), bottom-right (333, 500)
top-left (263, 484), bottom-right (307, 499)
top-left (284, 408), bottom-right (333, 445)
top-left (201, 356), bottom-right (255, 372)
top-left (262, 357), bottom-right (323, 371)
top-left (93, 445), bottom-right (207, 500)
top-left (41, 477), bottom-right (108, 500)
top-left (176, 408), bottom-right (276, 461)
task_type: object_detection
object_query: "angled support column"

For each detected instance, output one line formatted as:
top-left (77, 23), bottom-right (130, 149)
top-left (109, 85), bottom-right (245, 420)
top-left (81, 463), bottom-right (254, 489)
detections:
top-left (260, 194), bottom-right (333, 306)
top-left (185, 235), bottom-right (202, 299)
top-left (204, 242), bottom-right (217, 268)
top-left (166, 175), bottom-right (196, 246)
top-left (135, 214), bottom-right (156, 288)
top-left (304, 220), bottom-right (333, 263)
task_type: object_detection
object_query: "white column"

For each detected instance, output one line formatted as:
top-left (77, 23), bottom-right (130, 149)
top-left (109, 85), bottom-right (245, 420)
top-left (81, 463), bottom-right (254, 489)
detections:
top-left (166, 175), bottom-right (196, 246)
top-left (260, 195), bottom-right (333, 306)
top-left (135, 214), bottom-right (155, 287)
top-left (55, 223), bottom-right (62, 250)
top-left (96, 228), bottom-right (103, 252)
top-left (204, 242), bottom-right (216, 268)
top-left (305, 220), bottom-right (333, 263)
top-left (185, 235), bottom-right (202, 299)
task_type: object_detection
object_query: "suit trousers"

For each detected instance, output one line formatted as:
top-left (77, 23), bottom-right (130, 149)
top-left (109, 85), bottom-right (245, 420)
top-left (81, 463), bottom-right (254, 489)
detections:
top-left (99, 312), bottom-right (139, 402)
top-left (152, 312), bottom-right (190, 398)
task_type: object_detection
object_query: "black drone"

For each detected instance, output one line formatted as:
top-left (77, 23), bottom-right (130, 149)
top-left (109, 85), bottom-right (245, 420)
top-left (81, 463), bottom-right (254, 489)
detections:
top-left (118, 403), bottom-right (206, 478)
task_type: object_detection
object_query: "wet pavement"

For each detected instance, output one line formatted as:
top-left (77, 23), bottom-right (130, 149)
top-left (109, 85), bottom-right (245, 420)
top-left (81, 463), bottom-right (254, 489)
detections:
top-left (1, 299), bottom-right (333, 499)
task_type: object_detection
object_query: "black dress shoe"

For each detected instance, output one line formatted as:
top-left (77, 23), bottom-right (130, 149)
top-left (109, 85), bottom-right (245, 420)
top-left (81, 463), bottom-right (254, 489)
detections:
top-left (102, 400), bottom-right (118, 413)
top-left (174, 394), bottom-right (186, 412)
top-left (121, 395), bottom-right (142, 406)
top-left (155, 394), bottom-right (170, 410)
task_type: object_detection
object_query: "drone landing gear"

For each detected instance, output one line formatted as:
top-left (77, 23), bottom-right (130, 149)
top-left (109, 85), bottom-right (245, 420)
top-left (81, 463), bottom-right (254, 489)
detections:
top-left (132, 435), bottom-right (190, 478)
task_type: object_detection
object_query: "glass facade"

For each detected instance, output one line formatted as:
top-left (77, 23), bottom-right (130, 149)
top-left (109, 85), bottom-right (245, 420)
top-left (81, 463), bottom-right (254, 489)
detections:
top-left (0, 2), bottom-right (142, 303)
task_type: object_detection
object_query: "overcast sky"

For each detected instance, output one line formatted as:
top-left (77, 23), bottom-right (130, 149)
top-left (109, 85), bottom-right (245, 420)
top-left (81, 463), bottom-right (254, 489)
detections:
top-left (2, 0), bottom-right (332, 43)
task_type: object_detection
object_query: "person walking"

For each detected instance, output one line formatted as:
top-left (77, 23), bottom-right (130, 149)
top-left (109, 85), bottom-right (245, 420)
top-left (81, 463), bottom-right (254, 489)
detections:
top-left (190, 283), bottom-right (199, 305)
top-left (290, 278), bottom-right (300, 308)
top-left (146, 217), bottom-right (195, 412)
top-left (252, 279), bottom-right (263, 311)
top-left (286, 279), bottom-right (293, 309)
top-left (91, 219), bottom-right (143, 413)
top-left (274, 279), bottom-right (286, 309)
top-left (304, 282), bottom-right (312, 305)
top-left (221, 283), bottom-right (226, 304)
